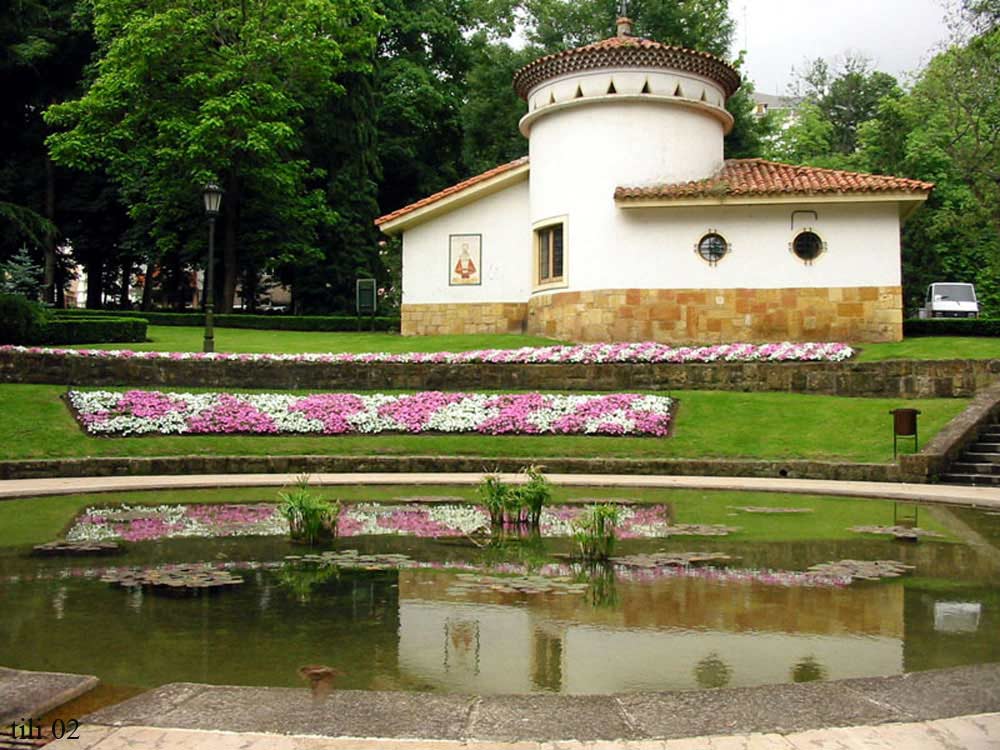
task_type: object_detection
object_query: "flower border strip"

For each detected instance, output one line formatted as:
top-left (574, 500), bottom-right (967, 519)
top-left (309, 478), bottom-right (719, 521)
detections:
top-left (66, 390), bottom-right (675, 437)
top-left (3, 340), bottom-right (854, 365)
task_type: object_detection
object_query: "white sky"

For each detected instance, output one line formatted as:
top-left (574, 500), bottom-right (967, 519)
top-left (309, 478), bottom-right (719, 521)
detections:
top-left (733, 0), bottom-right (953, 94)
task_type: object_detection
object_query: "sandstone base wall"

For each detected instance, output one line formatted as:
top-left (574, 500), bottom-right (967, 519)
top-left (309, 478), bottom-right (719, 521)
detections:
top-left (401, 303), bottom-right (527, 336)
top-left (525, 287), bottom-right (903, 344)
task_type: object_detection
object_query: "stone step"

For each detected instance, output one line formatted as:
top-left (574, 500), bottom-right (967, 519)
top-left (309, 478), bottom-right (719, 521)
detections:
top-left (940, 473), bottom-right (1000, 486)
top-left (962, 451), bottom-right (1000, 464)
top-left (967, 442), bottom-right (1000, 453)
top-left (950, 462), bottom-right (1000, 475)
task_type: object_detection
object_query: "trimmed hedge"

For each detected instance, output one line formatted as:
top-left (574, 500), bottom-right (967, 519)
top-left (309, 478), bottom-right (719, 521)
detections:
top-left (0, 294), bottom-right (48, 344)
top-left (904, 318), bottom-right (1000, 338)
top-left (31, 317), bottom-right (148, 345)
top-left (53, 308), bottom-right (401, 332)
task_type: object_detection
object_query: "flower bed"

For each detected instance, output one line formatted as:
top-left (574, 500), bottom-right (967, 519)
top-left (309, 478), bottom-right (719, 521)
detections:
top-left (64, 502), bottom-right (714, 543)
top-left (3, 340), bottom-right (854, 364)
top-left (67, 390), bottom-right (674, 437)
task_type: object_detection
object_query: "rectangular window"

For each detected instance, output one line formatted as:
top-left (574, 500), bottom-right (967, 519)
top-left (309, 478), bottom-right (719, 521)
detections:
top-left (535, 224), bottom-right (565, 284)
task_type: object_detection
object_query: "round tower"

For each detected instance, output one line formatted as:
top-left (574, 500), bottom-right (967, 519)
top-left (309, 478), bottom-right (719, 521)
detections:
top-left (512, 20), bottom-right (740, 324)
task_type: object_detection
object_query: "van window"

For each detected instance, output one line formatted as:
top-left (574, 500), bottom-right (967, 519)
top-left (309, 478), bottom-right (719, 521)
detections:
top-left (933, 284), bottom-right (975, 301)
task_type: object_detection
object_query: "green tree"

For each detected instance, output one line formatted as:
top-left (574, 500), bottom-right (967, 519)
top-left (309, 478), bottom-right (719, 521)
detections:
top-left (780, 55), bottom-right (901, 159)
top-left (45, 0), bottom-right (382, 313)
top-left (0, 247), bottom-right (44, 297)
top-left (0, 0), bottom-right (97, 302)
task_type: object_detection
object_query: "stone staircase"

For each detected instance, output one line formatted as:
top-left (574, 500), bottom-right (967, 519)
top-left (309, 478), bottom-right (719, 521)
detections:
top-left (941, 419), bottom-right (1000, 486)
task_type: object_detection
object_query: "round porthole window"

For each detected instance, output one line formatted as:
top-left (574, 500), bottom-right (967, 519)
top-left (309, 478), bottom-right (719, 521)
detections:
top-left (792, 231), bottom-right (825, 263)
top-left (697, 232), bottom-right (729, 265)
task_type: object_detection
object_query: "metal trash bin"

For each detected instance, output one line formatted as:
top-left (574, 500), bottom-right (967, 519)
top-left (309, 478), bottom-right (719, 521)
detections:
top-left (890, 408), bottom-right (921, 457)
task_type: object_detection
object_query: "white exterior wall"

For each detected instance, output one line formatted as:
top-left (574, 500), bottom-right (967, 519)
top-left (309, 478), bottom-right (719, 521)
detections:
top-left (528, 101), bottom-right (724, 287)
top-left (401, 180), bottom-right (531, 305)
top-left (585, 201), bottom-right (903, 291)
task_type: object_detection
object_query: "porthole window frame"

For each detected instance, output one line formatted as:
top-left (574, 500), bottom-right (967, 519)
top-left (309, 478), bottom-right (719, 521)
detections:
top-left (694, 229), bottom-right (731, 267)
top-left (789, 228), bottom-right (826, 265)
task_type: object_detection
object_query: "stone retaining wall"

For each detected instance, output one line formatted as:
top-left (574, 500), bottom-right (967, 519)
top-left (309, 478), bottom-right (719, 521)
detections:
top-left (400, 302), bottom-right (527, 335)
top-left (2, 350), bottom-right (998, 398)
top-left (0, 454), bottom-right (899, 482)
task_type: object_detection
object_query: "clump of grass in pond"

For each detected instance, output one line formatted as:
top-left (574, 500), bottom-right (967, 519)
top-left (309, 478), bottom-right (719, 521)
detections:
top-left (278, 476), bottom-right (341, 545)
top-left (572, 504), bottom-right (621, 561)
top-left (518, 466), bottom-right (551, 526)
top-left (477, 467), bottom-right (552, 529)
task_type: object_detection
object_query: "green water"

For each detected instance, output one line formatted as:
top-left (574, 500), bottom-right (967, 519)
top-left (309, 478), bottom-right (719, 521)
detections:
top-left (1, 501), bottom-right (998, 695)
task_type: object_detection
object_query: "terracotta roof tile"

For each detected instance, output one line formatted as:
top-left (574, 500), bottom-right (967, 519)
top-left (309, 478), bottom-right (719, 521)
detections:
top-left (375, 157), bottom-right (529, 227)
top-left (614, 159), bottom-right (935, 201)
top-left (513, 35), bottom-right (741, 99)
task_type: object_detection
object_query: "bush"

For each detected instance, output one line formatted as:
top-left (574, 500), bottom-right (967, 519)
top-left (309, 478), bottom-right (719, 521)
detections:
top-left (29, 317), bottom-right (148, 345)
top-left (903, 318), bottom-right (1000, 337)
top-left (517, 466), bottom-right (552, 527)
top-left (52, 308), bottom-right (401, 332)
top-left (572, 504), bottom-right (621, 561)
top-left (278, 476), bottom-right (341, 545)
top-left (0, 293), bottom-right (48, 344)
top-left (477, 467), bottom-right (552, 528)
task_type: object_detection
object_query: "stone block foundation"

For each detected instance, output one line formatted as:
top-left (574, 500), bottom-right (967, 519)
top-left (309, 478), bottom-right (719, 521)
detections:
top-left (401, 302), bottom-right (527, 336)
top-left (525, 287), bottom-right (903, 343)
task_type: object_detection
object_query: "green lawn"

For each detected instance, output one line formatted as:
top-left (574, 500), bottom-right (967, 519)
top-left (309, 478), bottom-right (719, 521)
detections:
top-left (0, 485), bottom-right (954, 548)
top-left (857, 337), bottom-right (1000, 361)
top-left (0, 384), bottom-right (968, 464)
top-left (61, 325), bottom-right (1000, 361)
top-left (67, 326), bottom-right (564, 354)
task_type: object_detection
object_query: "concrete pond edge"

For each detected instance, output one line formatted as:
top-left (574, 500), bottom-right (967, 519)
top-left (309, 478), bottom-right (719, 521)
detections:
top-left (2, 471), bottom-right (999, 509)
top-left (57, 662), bottom-right (1000, 743)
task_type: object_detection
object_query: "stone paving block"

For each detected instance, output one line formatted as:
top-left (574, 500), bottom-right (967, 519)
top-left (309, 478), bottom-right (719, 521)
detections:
top-left (46, 724), bottom-right (120, 750)
top-left (925, 714), bottom-right (1000, 749)
top-left (618, 682), bottom-right (904, 740)
top-left (470, 695), bottom-right (636, 742)
top-left (787, 722), bottom-right (951, 750)
top-left (841, 664), bottom-right (1000, 721)
top-left (0, 666), bottom-right (99, 726)
top-left (743, 735), bottom-right (796, 750)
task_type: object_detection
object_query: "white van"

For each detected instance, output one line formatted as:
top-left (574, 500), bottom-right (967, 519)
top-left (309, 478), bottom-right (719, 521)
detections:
top-left (918, 283), bottom-right (979, 319)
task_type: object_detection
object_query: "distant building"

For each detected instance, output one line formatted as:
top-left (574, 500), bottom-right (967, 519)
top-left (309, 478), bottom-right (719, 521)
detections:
top-left (751, 92), bottom-right (802, 122)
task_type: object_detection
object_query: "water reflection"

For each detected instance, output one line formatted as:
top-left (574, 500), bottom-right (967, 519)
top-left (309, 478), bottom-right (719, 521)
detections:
top-left (694, 653), bottom-right (732, 689)
top-left (791, 656), bottom-right (826, 683)
top-left (0, 513), bottom-right (997, 694)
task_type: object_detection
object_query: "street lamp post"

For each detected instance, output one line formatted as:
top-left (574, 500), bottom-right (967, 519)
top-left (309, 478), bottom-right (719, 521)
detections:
top-left (202, 183), bottom-right (224, 353)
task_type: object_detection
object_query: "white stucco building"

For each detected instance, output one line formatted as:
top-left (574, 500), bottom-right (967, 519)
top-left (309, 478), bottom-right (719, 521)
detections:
top-left (376, 19), bottom-right (933, 343)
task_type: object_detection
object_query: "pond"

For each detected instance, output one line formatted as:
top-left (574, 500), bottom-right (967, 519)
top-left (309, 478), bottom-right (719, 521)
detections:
top-left (1, 489), bottom-right (998, 696)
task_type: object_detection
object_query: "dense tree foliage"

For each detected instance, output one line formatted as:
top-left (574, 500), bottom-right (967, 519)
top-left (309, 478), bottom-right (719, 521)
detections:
top-left (45, 0), bottom-right (382, 312)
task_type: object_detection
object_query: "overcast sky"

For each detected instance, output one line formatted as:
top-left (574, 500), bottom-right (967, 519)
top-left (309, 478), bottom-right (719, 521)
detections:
top-left (733, 0), bottom-right (953, 95)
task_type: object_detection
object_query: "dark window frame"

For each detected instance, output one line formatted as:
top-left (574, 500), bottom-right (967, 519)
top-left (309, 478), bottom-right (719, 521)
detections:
top-left (535, 222), bottom-right (565, 285)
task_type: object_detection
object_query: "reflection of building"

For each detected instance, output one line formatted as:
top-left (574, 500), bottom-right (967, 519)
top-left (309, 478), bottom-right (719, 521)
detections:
top-left (396, 570), bottom-right (904, 694)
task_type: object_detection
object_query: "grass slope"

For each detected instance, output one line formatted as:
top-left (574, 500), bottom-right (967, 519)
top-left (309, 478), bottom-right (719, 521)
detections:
top-left (0, 384), bottom-right (968, 464)
top-left (857, 337), bottom-right (1000, 361)
top-left (0, 485), bottom-right (954, 548)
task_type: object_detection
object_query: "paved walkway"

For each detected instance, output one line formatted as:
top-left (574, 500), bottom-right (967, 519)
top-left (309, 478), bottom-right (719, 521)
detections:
top-left (2, 472), bottom-right (999, 507)
top-left (51, 713), bottom-right (1000, 749)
